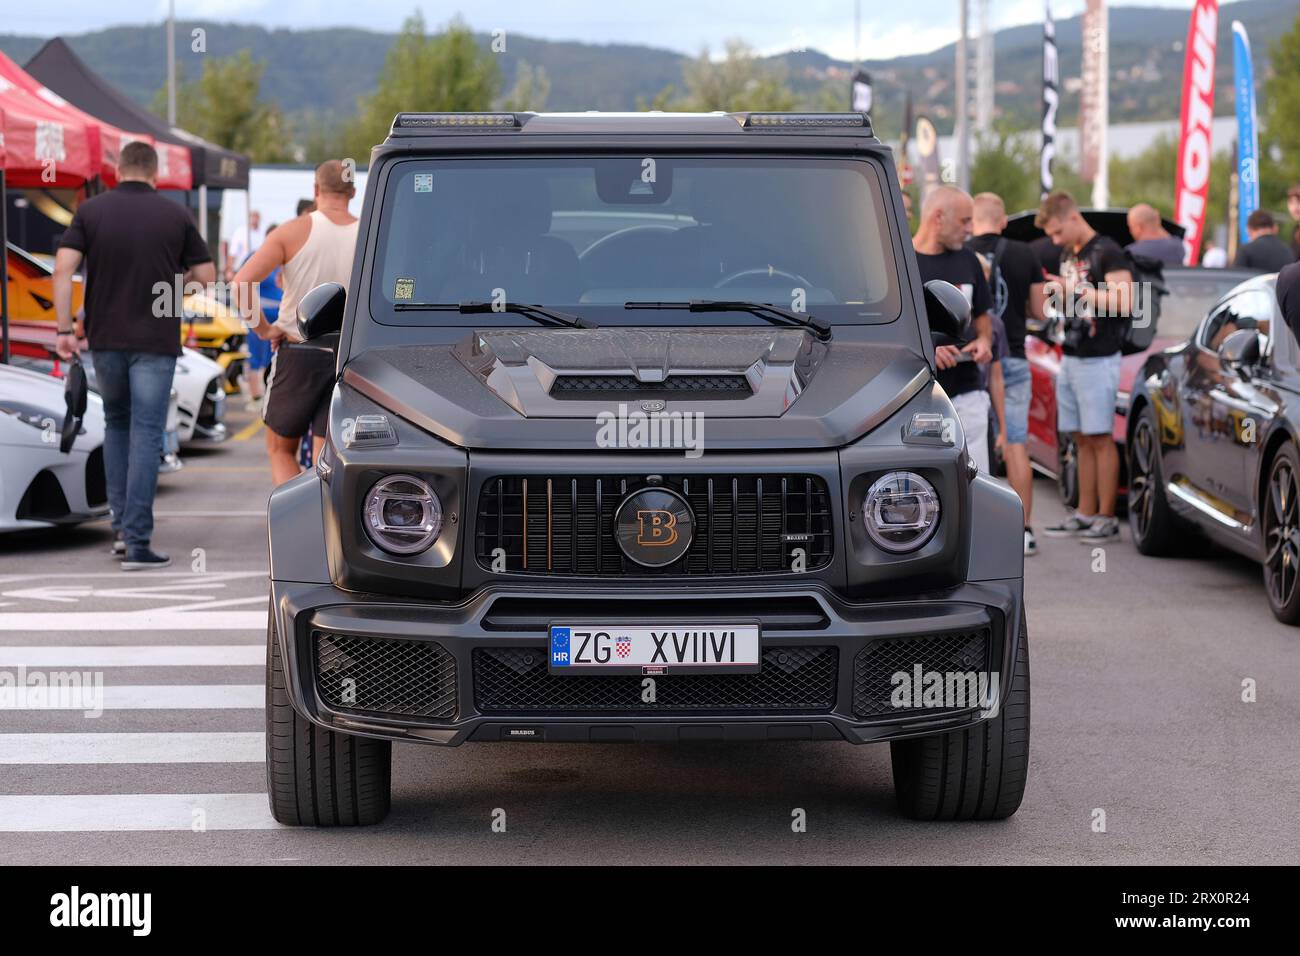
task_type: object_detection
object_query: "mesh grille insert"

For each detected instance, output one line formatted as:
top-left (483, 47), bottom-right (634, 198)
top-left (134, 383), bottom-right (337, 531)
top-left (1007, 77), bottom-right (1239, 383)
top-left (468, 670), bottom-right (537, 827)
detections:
top-left (474, 646), bottom-right (836, 714)
top-left (475, 474), bottom-right (833, 576)
top-left (315, 632), bottom-right (458, 721)
top-left (852, 630), bottom-right (993, 719)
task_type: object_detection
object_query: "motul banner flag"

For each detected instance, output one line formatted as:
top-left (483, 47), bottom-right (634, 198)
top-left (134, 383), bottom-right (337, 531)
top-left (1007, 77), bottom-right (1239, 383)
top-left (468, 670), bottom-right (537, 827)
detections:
top-left (1175, 0), bottom-right (1219, 265)
top-left (1041, 1), bottom-right (1058, 198)
top-left (1233, 20), bottom-right (1258, 248)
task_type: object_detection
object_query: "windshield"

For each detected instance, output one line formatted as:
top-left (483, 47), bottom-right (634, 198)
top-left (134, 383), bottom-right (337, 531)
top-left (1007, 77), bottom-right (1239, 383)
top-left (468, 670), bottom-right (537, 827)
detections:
top-left (369, 156), bottom-right (901, 327)
top-left (1160, 271), bottom-right (1254, 340)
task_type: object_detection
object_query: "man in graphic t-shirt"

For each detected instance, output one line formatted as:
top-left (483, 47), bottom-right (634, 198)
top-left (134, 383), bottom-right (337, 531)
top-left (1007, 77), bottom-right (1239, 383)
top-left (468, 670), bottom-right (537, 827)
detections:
top-left (912, 185), bottom-right (995, 472)
top-left (1035, 191), bottom-right (1134, 543)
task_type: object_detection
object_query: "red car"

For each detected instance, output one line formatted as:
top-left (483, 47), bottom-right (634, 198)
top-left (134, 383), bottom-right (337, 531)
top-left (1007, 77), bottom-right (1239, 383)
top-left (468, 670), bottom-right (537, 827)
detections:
top-left (1025, 266), bottom-right (1259, 505)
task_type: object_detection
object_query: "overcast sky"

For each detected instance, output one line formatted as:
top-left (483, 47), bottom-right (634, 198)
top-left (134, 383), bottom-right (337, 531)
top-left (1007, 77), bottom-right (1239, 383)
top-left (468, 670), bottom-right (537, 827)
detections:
top-left (4, 1), bottom-right (1247, 60)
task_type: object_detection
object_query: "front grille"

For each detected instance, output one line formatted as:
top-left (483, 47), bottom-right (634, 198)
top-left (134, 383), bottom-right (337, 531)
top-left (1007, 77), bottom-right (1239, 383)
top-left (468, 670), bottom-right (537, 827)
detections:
top-left (551, 374), bottom-right (751, 396)
top-left (85, 446), bottom-right (107, 507)
top-left (315, 632), bottom-right (458, 721)
top-left (475, 474), bottom-right (833, 576)
top-left (852, 629), bottom-right (993, 719)
top-left (474, 646), bottom-right (837, 714)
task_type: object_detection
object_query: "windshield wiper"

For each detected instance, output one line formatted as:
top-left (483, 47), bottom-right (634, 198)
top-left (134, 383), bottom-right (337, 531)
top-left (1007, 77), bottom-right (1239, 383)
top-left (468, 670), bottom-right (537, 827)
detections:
top-left (625, 300), bottom-right (831, 341)
top-left (394, 300), bottom-right (596, 330)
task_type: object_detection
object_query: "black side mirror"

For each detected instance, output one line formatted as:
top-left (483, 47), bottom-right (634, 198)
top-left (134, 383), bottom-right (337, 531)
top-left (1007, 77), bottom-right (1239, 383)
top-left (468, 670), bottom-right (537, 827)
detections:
top-left (923, 279), bottom-right (972, 341)
top-left (297, 282), bottom-right (346, 342)
top-left (1219, 328), bottom-right (1262, 379)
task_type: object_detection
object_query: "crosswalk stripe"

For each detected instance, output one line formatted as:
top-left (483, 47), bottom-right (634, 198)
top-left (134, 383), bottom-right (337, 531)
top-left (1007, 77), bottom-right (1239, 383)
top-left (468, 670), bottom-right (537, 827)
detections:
top-left (0, 611), bottom-right (266, 631)
top-left (0, 732), bottom-right (264, 764)
top-left (0, 685), bottom-right (263, 710)
top-left (0, 645), bottom-right (263, 667)
top-left (0, 794), bottom-right (279, 831)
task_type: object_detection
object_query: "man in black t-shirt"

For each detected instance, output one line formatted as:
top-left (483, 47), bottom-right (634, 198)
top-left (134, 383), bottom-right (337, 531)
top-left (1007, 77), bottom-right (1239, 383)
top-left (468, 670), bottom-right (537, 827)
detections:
top-left (912, 185), bottom-right (995, 472)
top-left (969, 192), bottom-right (1046, 556)
top-left (53, 142), bottom-right (214, 570)
top-left (1035, 191), bottom-right (1134, 543)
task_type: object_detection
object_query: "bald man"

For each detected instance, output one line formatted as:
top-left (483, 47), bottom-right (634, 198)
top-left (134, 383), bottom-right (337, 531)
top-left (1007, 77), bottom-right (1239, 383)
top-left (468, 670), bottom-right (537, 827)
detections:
top-left (1126, 203), bottom-right (1184, 266)
top-left (913, 185), bottom-right (996, 473)
top-left (967, 192), bottom-right (1046, 555)
top-left (233, 160), bottom-right (359, 484)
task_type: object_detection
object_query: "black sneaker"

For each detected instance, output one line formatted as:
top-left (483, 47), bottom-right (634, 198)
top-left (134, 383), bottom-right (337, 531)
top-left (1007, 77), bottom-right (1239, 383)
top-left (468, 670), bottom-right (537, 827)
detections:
top-left (110, 532), bottom-right (126, 557)
top-left (1024, 528), bottom-right (1038, 556)
top-left (121, 549), bottom-right (171, 571)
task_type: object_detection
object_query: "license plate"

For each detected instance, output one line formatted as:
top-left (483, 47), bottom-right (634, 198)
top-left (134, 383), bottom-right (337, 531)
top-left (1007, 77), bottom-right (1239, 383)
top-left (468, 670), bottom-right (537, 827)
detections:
top-left (548, 624), bottom-right (761, 675)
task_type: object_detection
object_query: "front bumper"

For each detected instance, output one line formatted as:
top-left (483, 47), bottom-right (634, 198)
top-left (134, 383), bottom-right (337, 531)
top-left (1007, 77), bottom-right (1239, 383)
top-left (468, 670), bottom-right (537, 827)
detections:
top-left (271, 578), bottom-right (1024, 746)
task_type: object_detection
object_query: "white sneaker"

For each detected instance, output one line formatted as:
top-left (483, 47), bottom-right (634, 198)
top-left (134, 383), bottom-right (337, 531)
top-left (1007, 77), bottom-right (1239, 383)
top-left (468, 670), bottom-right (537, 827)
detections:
top-left (1024, 529), bottom-right (1038, 556)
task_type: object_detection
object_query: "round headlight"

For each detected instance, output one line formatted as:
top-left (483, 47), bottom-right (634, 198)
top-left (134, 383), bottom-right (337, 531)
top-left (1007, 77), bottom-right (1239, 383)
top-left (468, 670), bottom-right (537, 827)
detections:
top-left (363, 475), bottom-right (443, 554)
top-left (863, 471), bottom-right (940, 553)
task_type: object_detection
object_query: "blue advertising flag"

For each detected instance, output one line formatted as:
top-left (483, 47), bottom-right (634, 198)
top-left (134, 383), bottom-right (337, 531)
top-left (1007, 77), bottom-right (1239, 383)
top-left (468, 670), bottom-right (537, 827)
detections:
top-left (1233, 20), bottom-right (1259, 247)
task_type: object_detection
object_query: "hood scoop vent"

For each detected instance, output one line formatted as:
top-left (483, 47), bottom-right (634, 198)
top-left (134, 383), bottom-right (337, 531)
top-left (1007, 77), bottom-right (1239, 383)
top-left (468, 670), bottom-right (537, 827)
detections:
top-left (550, 373), bottom-right (752, 397)
top-left (454, 326), bottom-right (826, 419)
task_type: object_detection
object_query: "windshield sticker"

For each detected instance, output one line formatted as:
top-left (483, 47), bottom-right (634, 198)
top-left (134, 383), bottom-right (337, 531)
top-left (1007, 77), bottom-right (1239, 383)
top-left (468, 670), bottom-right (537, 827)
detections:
top-left (394, 277), bottom-right (416, 300)
top-left (413, 173), bottom-right (433, 193)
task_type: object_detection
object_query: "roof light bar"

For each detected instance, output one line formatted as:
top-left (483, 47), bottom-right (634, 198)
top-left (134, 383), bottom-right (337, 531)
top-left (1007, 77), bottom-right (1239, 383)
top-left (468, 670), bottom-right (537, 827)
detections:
top-left (394, 112), bottom-right (519, 130)
top-left (744, 112), bottom-right (869, 129)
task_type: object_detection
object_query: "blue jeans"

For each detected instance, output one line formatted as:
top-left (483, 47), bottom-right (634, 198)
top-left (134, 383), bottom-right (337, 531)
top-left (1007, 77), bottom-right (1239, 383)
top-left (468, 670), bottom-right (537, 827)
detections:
top-left (92, 351), bottom-right (177, 550)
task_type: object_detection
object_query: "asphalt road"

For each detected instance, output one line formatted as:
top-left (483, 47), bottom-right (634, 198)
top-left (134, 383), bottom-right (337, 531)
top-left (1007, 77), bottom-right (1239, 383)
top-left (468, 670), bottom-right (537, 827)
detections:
top-left (2, 404), bottom-right (1298, 864)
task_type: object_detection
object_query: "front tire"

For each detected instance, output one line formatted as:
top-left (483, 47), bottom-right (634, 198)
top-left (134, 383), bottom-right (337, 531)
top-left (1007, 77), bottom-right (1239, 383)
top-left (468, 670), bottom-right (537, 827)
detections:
top-left (266, 615), bottom-right (392, 826)
top-left (1127, 405), bottom-right (1186, 556)
top-left (890, 613), bottom-right (1030, 821)
top-left (1262, 443), bottom-right (1300, 625)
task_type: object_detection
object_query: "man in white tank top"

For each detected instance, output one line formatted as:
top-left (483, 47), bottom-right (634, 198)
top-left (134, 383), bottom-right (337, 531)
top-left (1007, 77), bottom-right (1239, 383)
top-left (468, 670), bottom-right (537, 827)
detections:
top-left (233, 160), bottom-right (359, 484)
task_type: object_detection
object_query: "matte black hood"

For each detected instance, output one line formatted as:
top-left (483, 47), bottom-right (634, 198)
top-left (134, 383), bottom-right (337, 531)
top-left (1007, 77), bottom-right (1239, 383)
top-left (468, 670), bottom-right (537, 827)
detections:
top-left (341, 327), bottom-right (931, 451)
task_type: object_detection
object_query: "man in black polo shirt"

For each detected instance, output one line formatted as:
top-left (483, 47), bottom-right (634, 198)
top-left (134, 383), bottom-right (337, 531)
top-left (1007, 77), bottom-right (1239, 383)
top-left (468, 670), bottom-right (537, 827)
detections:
top-left (1234, 209), bottom-right (1296, 273)
top-left (912, 185), bottom-right (995, 472)
top-left (1035, 191), bottom-right (1134, 543)
top-left (53, 142), bottom-right (214, 570)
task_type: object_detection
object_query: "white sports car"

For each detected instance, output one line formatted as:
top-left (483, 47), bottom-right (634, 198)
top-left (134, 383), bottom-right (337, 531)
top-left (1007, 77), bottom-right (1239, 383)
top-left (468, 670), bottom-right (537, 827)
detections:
top-left (173, 347), bottom-right (227, 444)
top-left (0, 364), bottom-right (109, 533)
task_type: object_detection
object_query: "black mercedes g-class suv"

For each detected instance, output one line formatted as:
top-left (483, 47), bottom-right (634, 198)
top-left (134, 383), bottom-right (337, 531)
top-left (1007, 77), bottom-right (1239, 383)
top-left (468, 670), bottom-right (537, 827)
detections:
top-left (267, 111), bottom-right (1029, 825)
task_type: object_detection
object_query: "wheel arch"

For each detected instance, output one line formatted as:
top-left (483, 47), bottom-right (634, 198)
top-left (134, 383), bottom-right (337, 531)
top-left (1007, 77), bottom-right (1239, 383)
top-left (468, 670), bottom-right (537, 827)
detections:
top-left (1257, 423), bottom-right (1297, 512)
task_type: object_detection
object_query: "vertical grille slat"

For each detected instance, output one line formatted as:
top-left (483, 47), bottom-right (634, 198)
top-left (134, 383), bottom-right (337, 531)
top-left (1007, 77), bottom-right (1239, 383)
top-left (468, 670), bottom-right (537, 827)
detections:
top-left (477, 474), bottom-right (833, 577)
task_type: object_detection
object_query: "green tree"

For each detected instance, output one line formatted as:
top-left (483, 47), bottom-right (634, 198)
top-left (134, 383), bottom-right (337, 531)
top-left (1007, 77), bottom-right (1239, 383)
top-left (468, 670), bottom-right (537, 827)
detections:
top-left (155, 49), bottom-right (293, 162)
top-left (970, 127), bottom-right (1043, 215)
top-left (676, 40), bottom-right (797, 112)
top-left (499, 61), bottom-right (551, 112)
top-left (341, 13), bottom-right (501, 160)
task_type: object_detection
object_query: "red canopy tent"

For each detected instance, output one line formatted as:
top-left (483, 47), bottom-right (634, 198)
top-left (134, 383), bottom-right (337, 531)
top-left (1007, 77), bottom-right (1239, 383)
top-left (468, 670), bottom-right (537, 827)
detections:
top-left (0, 51), bottom-right (190, 190)
top-left (1, 72), bottom-right (98, 363)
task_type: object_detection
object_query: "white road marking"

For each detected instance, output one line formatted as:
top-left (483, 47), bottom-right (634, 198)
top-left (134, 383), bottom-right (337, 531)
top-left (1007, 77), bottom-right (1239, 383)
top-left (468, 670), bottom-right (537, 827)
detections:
top-left (0, 732), bottom-right (264, 764)
top-left (0, 793), bottom-right (279, 831)
top-left (0, 611), bottom-right (266, 631)
top-left (0, 571), bottom-right (267, 584)
top-left (0, 685), bottom-right (263, 710)
top-left (0, 645), bottom-right (263, 667)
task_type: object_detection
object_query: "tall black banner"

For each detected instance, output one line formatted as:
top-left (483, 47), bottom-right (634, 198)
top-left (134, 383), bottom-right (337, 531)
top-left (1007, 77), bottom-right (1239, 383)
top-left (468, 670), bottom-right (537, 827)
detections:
top-left (1041, 2), bottom-right (1059, 197)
